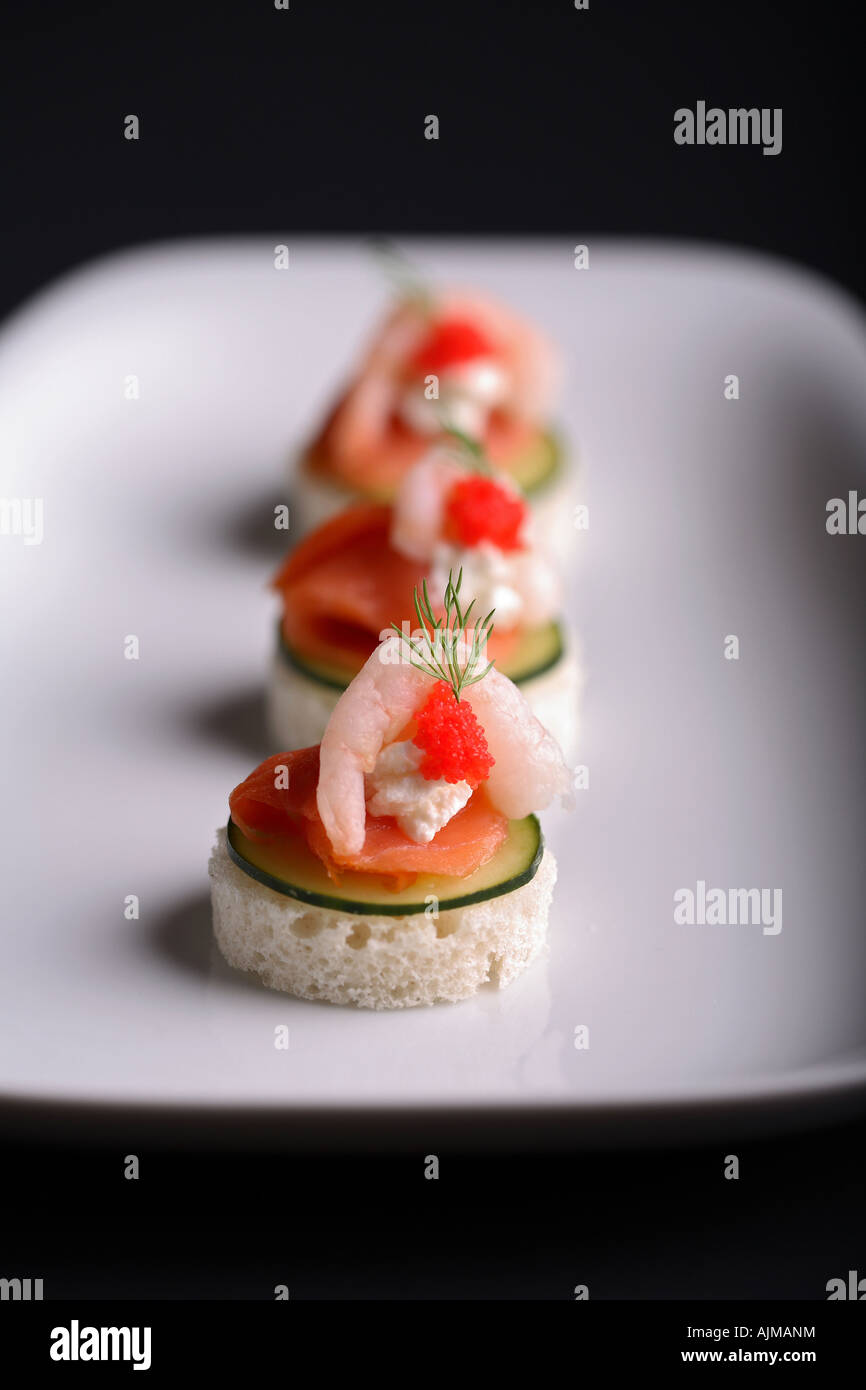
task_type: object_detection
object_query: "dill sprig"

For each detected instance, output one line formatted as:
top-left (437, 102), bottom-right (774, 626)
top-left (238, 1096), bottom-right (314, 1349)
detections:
top-left (438, 422), bottom-right (493, 475)
top-left (369, 238), bottom-right (433, 317)
top-left (390, 568), bottom-right (495, 702)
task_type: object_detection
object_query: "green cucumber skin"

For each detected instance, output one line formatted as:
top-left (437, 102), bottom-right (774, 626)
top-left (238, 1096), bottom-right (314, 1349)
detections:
top-left (509, 623), bottom-right (564, 684)
top-left (225, 816), bottom-right (544, 918)
top-left (520, 431), bottom-right (564, 498)
top-left (303, 430), bottom-right (565, 501)
top-left (277, 627), bottom-right (353, 691)
top-left (277, 621), bottom-right (564, 693)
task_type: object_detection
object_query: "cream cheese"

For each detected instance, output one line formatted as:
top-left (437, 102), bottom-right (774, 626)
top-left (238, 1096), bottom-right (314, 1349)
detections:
top-left (428, 539), bottom-right (560, 632)
top-left (365, 740), bottom-right (472, 844)
top-left (399, 359), bottom-right (510, 437)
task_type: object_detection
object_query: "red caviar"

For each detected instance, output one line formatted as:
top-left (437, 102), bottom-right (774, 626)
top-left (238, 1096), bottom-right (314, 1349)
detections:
top-left (444, 475), bottom-right (527, 552)
top-left (412, 682), bottom-right (494, 787)
top-left (409, 318), bottom-right (496, 374)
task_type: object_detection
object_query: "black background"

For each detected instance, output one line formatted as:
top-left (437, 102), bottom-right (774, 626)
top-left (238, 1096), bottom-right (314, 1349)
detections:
top-left (0, 0), bottom-right (864, 314)
top-left (1, 0), bottom-right (864, 1301)
top-left (1, 1118), bottom-right (865, 1298)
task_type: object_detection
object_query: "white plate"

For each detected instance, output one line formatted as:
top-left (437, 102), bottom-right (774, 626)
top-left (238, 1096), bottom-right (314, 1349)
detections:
top-left (2, 238), bottom-right (865, 1144)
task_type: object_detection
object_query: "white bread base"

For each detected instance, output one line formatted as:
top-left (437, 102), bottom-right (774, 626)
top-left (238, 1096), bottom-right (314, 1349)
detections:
top-left (526, 459), bottom-right (582, 569)
top-left (266, 647), bottom-right (342, 750)
top-left (267, 642), bottom-right (582, 761)
top-left (209, 828), bottom-right (556, 1009)
top-left (519, 645), bottom-right (582, 765)
top-left (289, 456), bottom-right (360, 537)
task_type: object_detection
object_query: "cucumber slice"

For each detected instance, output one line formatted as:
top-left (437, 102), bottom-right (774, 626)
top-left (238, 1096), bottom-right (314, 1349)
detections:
top-left (497, 620), bottom-right (564, 683)
top-left (278, 619), bottom-right (564, 693)
top-left (509, 431), bottom-right (563, 497)
top-left (226, 814), bottom-right (543, 916)
top-left (277, 630), bottom-right (358, 690)
top-left (302, 431), bottom-right (563, 503)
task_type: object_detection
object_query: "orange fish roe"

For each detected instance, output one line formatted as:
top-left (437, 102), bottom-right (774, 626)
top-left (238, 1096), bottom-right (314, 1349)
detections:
top-left (409, 318), bottom-right (496, 374)
top-left (412, 682), bottom-right (495, 786)
top-left (444, 474), bottom-right (527, 552)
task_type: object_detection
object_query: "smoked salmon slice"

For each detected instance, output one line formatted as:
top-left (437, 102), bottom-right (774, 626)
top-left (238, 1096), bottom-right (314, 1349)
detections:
top-left (229, 747), bottom-right (508, 885)
top-left (305, 792), bottom-right (508, 880)
top-left (272, 505), bottom-right (422, 670)
top-left (229, 747), bottom-right (321, 839)
top-left (272, 503), bottom-right (520, 675)
top-left (312, 404), bottom-right (540, 494)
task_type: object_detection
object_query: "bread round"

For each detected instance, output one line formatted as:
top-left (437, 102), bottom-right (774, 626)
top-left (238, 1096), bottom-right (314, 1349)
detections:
top-left (266, 646), bottom-right (341, 751)
top-left (517, 644), bottom-right (582, 765)
top-left (523, 458), bottom-right (582, 569)
top-left (289, 454), bottom-right (358, 538)
top-left (209, 828), bottom-right (556, 1009)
